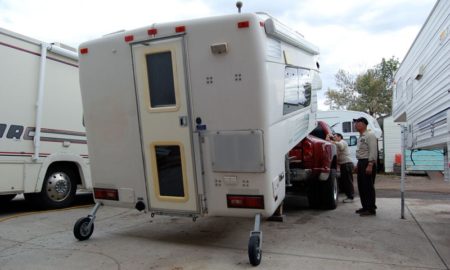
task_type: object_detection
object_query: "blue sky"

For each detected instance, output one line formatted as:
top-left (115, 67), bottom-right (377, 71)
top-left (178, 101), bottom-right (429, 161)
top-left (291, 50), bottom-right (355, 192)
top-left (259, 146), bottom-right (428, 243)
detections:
top-left (0, 0), bottom-right (437, 109)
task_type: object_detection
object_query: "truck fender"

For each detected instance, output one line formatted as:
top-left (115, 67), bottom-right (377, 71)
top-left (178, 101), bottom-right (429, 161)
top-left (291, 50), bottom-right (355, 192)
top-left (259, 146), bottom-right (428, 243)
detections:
top-left (32, 153), bottom-right (90, 193)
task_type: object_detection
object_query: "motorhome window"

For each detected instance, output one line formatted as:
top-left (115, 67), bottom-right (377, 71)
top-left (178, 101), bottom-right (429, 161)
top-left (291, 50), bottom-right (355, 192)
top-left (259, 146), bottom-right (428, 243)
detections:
top-left (283, 67), bottom-right (311, 115)
top-left (342, 121), bottom-right (352, 133)
top-left (283, 67), bottom-right (299, 114)
top-left (154, 145), bottom-right (185, 197)
top-left (298, 69), bottom-right (311, 107)
top-left (146, 52), bottom-right (176, 107)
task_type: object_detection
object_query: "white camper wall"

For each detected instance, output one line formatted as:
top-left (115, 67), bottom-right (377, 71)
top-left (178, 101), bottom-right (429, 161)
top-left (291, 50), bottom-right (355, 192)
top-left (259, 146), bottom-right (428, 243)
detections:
top-left (393, 0), bottom-right (450, 150)
top-left (383, 116), bottom-right (401, 173)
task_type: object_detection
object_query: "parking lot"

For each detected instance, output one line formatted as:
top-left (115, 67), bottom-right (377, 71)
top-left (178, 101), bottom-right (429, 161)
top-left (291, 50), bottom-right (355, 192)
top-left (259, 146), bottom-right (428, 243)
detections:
top-left (1, 174), bottom-right (450, 270)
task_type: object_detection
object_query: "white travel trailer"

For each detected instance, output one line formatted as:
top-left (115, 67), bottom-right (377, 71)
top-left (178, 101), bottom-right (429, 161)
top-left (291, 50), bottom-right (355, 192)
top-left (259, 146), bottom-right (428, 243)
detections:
top-left (392, 0), bottom-right (450, 181)
top-left (74, 12), bottom-right (321, 265)
top-left (317, 110), bottom-right (383, 165)
top-left (0, 28), bottom-right (91, 208)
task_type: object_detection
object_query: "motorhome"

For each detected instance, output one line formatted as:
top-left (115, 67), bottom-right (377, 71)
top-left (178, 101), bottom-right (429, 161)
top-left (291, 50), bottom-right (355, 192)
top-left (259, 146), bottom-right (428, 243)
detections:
top-left (392, 0), bottom-right (450, 180)
top-left (74, 12), bottom-right (322, 265)
top-left (0, 28), bottom-right (91, 208)
top-left (317, 110), bottom-right (383, 165)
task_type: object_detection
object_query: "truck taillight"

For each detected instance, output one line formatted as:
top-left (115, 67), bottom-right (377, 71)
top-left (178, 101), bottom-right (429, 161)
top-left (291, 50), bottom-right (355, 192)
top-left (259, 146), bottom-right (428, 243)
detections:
top-left (227, 195), bottom-right (264, 209)
top-left (94, 188), bottom-right (119, 200)
top-left (289, 148), bottom-right (301, 160)
top-left (302, 140), bottom-right (314, 161)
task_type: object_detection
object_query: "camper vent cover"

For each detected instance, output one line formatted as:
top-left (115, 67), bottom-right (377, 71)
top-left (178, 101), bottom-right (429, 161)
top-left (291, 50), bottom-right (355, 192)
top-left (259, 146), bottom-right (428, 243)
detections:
top-left (415, 65), bottom-right (425, 80)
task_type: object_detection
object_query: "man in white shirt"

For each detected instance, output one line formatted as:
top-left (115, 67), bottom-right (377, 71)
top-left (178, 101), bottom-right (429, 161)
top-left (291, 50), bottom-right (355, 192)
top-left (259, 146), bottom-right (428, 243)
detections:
top-left (327, 133), bottom-right (354, 203)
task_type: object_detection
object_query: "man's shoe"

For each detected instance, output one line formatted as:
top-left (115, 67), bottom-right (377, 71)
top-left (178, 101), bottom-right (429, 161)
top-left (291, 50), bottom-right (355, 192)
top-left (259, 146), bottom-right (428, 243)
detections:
top-left (359, 210), bottom-right (376, 216)
top-left (355, 208), bottom-right (364, 214)
top-left (343, 197), bottom-right (354, 203)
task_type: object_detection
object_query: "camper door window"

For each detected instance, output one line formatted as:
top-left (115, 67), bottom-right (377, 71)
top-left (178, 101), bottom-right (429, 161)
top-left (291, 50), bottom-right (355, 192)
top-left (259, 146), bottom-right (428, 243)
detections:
top-left (283, 67), bottom-right (312, 115)
top-left (146, 51), bottom-right (176, 107)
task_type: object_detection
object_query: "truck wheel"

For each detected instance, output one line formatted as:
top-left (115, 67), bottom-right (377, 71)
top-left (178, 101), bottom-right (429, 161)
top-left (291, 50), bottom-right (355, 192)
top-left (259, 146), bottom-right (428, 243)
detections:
top-left (0, 194), bottom-right (16, 203)
top-left (320, 169), bottom-right (338, 210)
top-left (307, 181), bottom-right (321, 209)
top-left (26, 166), bottom-right (78, 209)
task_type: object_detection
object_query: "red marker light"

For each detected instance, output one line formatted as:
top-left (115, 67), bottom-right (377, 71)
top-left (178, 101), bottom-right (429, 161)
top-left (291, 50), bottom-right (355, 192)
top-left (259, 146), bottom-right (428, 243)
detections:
top-left (80, 48), bottom-right (88, 54)
top-left (124, 35), bottom-right (134, 42)
top-left (148, 28), bottom-right (157, 35)
top-left (175, 26), bottom-right (186, 33)
top-left (237, 21), bottom-right (250, 29)
top-left (259, 21), bottom-right (265, 27)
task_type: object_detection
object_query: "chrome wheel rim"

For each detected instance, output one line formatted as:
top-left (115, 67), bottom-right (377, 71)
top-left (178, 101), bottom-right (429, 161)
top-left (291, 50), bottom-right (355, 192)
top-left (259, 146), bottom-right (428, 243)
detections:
top-left (46, 172), bottom-right (71, 202)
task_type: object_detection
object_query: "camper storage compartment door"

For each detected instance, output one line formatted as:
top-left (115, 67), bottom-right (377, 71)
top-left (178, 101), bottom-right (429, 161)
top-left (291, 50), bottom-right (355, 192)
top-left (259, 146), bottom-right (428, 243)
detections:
top-left (210, 130), bottom-right (265, 173)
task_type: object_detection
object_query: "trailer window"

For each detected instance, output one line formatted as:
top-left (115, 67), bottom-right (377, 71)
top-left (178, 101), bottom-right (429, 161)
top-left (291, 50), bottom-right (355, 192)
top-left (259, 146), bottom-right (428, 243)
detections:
top-left (146, 51), bottom-right (176, 107)
top-left (283, 67), bottom-right (311, 115)
top-left (406, 78), bottom-right (413, 102)
top-left (154, 145), bottom-right (185, 197)
top-left (342, 122), bottom-right (351, 133)
top-left (396, 77), bottom-right (403, 100)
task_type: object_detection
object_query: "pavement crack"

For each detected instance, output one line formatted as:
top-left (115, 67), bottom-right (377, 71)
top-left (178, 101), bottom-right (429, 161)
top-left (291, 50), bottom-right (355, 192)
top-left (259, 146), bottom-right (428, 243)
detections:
top-left (406, 204), bottom-right (450, 270)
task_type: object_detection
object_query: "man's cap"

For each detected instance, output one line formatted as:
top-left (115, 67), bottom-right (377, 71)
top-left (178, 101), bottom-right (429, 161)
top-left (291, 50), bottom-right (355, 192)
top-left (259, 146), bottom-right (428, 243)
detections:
top-left (353, 117), bottom-right (368, 125)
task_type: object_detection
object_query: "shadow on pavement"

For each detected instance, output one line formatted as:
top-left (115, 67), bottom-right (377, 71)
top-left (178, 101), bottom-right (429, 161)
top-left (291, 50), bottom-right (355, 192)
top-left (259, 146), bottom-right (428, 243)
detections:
top-left (0, 193), bottom-right (94, 216)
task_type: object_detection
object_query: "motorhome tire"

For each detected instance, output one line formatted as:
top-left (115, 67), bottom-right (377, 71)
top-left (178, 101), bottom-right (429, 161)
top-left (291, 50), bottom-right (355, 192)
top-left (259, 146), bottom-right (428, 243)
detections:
top-left (0, 194), bottom-right (16, 203)
top-left (74, 217), bottom-right (94, 241)
top-left (26, 165), bottom-right (77, 209)
top-left (248, 234), bottom-right (262, 266)
top-left (320, 169), bottom-right (338, 210)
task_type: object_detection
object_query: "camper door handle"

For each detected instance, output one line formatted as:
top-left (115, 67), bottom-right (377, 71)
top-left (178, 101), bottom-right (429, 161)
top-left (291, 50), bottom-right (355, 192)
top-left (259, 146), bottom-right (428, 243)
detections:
top-left (179, 116), bottom-right (188, 127)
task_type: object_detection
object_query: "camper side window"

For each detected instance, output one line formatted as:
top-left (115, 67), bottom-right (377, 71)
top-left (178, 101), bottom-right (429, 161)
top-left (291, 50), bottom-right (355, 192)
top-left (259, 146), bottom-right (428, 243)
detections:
top-left (283, 67), bottom-right (311, 115)
top-left (146, 51), bottom-right (176, 108)
top-left (396, 78), bottom-right (403, 100)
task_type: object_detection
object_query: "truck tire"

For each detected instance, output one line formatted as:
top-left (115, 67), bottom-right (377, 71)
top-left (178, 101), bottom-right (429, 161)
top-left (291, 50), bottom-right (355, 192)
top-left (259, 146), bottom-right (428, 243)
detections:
top-left (25, 165), bottom-right (78, 209)
top-left (307, 181), bottom-right (321, 209)
top-left (0, 194), bottom-right (16, 203)
top-left (319, 169), bottom-right (338, 210)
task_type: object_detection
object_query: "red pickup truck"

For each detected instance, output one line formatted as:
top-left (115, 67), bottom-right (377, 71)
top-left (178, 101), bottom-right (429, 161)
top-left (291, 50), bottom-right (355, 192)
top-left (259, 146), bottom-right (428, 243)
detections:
top-left (286, 121), bottom-right (338, 209)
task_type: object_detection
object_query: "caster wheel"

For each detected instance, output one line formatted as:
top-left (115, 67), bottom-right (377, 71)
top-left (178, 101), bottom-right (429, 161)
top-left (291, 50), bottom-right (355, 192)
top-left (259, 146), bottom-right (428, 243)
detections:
top-left (248, 234), bottom-right (262, 266)
top-left (74, 217), bottom-right (94, 241)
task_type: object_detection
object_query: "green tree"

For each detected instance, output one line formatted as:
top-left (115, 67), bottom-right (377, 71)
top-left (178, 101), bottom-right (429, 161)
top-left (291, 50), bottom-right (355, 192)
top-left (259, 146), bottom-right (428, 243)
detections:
top-left (325, 57), bottom-right (400, 117)
top-left (324, 69), bottom-right (356, 110)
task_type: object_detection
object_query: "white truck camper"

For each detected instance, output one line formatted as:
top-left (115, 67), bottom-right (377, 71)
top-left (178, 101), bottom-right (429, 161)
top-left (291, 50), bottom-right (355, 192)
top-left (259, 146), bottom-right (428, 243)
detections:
top-left (392, 0), bottom-right (450, 181)
top-left (0, 28), bottom-right (91, 208)
top-left (317, 110), bottom-right (383, 166)
top-left (74, 12), bottom-right (321, 265)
